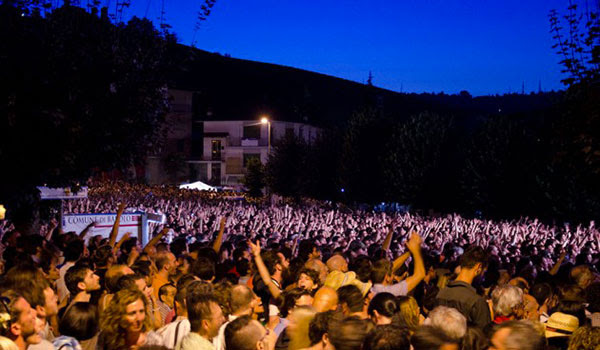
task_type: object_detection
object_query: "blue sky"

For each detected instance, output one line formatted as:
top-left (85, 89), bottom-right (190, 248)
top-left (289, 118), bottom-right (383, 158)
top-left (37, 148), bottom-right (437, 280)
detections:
top-left (124, 0), bottom-right (591, 96)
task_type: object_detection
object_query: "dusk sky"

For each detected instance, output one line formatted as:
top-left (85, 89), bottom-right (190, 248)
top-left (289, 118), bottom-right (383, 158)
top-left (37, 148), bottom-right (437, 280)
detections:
top-left (125, 0), bottom-right (591, 96)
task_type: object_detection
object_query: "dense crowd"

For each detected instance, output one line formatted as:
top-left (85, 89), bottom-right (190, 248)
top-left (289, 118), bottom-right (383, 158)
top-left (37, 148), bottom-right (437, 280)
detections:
top-left (0, 180), bottom-right (599, 350)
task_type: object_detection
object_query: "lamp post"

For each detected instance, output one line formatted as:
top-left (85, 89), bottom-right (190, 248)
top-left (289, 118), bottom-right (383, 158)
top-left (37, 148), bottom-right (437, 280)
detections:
top-left (260, 116), bottom-right (271, 155)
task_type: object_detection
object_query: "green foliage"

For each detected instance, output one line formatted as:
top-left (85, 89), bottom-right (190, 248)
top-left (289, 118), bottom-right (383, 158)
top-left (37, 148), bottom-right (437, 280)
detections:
top-left (242, 157), bottom-right (265, 198)
top-left (0, 3), bottom-right (173, 227)
top-left (265, 133), bottom-right (308, 198)
top-left (383, 112), bottom-right (455, 209)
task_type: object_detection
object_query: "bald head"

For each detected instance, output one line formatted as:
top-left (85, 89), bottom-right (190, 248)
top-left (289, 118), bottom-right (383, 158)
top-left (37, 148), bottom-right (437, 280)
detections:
top-left (225, 316), bottom-right (267, 350)
top-left (230, 284), bottom-right (255, 315)
top-left (327, 255), bottom-right (348, 272)
top-left (313, 286), bottom-right (339, 312)
top-left (305, 258), bottom-right (328, 284)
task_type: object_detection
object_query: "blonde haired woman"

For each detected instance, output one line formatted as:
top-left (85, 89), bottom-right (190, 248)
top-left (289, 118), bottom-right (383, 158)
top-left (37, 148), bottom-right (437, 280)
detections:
top-left (97, 289), bottom-right (165, 350)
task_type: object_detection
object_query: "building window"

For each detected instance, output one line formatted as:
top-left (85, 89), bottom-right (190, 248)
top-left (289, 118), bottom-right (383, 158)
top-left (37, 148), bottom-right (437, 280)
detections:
top-left (243, 153), bottom-right (261, 167)
top-left (211, 140), bottom-right (222, 160)
top-left (243, 125), bottom-right (261, 139)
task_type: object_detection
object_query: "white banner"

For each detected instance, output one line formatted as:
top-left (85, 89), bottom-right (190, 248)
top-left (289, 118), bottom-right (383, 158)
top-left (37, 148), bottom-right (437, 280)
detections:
top-left (38, 186), bottom-right (88, 200)
top-left (62, 213), bottom-right (145, 244)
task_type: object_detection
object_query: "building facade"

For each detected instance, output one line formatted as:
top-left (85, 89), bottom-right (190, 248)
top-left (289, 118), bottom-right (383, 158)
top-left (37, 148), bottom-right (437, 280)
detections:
top-left (145, 89), bottom-right (320, 187)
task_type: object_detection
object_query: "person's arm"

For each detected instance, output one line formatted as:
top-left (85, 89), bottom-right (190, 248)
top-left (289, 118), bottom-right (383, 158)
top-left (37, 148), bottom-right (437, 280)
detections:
top-left (79, 221), bottom-right (97, 239)
top-left (403, 232), bottom-right (426, 293)
top-left (391, 251), bottom-right (411, 273)
top-left (143, 227), bottom-right (169, 253)
top-left (549, 250), bottom-right (567, 275)
top-left (213, 217), bottom-right (227, 253)
top-left (109, 203), bottom-right (127, 247)
top-left (382, 224), bottom-right (394, 252)
top-left (249, 240), bottom-right (281, 298)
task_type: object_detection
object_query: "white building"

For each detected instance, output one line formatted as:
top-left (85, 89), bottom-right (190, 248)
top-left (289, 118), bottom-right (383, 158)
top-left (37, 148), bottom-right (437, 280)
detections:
top-left (146, 89), bottom-right (321, 186)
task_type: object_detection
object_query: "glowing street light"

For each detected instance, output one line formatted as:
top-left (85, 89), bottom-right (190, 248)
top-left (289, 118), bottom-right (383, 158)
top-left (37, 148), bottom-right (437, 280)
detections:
top-left (260, 116), bottom-right (271, 155)
top-left (0, 205), bottom-right (6, 220)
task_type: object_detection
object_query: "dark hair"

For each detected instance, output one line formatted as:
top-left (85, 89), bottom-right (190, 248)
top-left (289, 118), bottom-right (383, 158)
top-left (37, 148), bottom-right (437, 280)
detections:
top-left (59, 302), bottom-right (98, 341)
top-left (309, 311), bottom-right (334, 345)
top-left (225, 315), bottom-right (260, 350)
top-left (115, 274), bottom-right (144, 292)
top-left (297, 268), bottom-right (320, 287)
top-left (363, 324), bottom-right (411, 350)
top-left (337, 285), bottom-right (364, 313)
top-left (261, 250), bottom-right (281, 276)
top-left (371, 260), bottom-right (392, 284)
top-left (328, 315), bottom-right (373, 350)
top-left (92, 245), bottom-right (114, 268)
top-left (368, 293), bottom-right (398, 318)
top-left (64, 239), bottom-right (85, 262)
top-left (187, 294), bottom-right (219, 333)
top-left (0, 290), bottom-right (25, 337)
top-left (352, 256), bottom-right (373, 283)
top-left (155, 253), bottom-right (172, 271)
top-left (65, 265), bottom-right (91, 296)
top-left (530, 283), bottom-right (553, 307)
top-left (235, 258), bottom-right (249, 276)
top-left (459, 246), bottom-right (488, 269)
top-left (586, 283), bottom-right (600, 313)
top-left (3, 264), bottom-right (49, 308)
top-left (411, 325), bottom-right (459, 350)
top-left (279, 288), bottom-right (313, 318)
top-left (298, 240), bottom-right (317, 262)
top-left (159, 283), bottom-right (176, 301)
top-left (460, 327), bottom-right (489, 350)
top-left (192, 256), bottom-right (216, 281)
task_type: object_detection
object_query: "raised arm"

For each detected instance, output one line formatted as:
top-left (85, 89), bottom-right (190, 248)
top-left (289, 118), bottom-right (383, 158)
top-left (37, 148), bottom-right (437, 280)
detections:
top-left (249, 240), bottom-right (281, 298)
top-left (143, 227), bottom-right (169, 253)
top-left (213, 217), bottom-right (227, 253)
top-left (79, 221), bottom-right (97, 240)
top-left (382, 224), bottom-right (394, 252)
top-left (403, 232), bottom-right (426, 293)
top-left (109, 202), bottom-right (127, 247)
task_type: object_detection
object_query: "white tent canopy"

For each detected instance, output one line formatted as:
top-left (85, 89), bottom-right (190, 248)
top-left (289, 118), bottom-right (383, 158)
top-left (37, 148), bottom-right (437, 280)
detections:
top-left (179, 181), bottom-right (216, 191)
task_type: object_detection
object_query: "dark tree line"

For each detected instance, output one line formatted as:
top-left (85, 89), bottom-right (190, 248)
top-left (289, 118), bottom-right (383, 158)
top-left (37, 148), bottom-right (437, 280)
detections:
top-left (264, 3), bottom-right (600, 223)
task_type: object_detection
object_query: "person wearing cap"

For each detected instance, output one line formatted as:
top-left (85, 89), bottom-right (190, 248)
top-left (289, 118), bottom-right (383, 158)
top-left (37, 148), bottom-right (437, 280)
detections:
top-left (370, 232), bottom-right (425, 297)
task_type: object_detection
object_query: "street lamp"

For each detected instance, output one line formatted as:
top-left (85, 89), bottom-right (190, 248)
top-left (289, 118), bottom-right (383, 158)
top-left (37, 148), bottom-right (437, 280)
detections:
top-left (260, 116), bottom-right (271, 155)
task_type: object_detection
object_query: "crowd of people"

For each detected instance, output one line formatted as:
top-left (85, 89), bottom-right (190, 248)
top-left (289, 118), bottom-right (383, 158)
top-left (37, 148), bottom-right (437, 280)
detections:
top-left (0, 180), bottom-right (598, 350)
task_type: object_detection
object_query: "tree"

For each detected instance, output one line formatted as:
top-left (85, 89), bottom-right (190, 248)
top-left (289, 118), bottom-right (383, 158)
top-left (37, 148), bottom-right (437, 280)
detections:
top-left (242, 157), bottom-right (265, 198)
top-left (0, 3), bottom-right (172, 229)
top-left (383, 112), bottom-right (455, 209)
top-left (265, 133), bottom-right (308, 198)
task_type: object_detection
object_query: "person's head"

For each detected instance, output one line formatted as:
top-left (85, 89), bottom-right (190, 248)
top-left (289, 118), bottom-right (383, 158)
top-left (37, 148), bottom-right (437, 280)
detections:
top-left (158, 283), bottom-right (176, 308)
top-left (522, 294), bottom-right (540, 322)
top-left (327, 255), bottom-right (348, 273)
top-left (458, 246), bottom-right (487, 276)
top-left (363, 324), bottom-right (411, 350)
top-left (491, 285), bottom-right (524, 319)
top-left (225, 315), bottom-right (274, 350)
top-left (0, 290), bottom-right (40, 346)
top-left (104, 264), bottom-right (134, 294)
top-left (411, 325), bottom-right (460, 350)
top-left (305, 258), bottom-right (329, 284)
top-left (308, 311), bottom-right (334, 347)
top-left (288, 306), bottom-right (317, 350)
top-left (460, 327), bottom-right (489, 350)
top-left (529, 283), bottom-right (553, 308)
top-left (156, 252), bottom-right (178, 276)
top-left (297, 268), bottom-right (321, 291)
top-left (423, 306), bottom-right (467, 341)
top-left (327, 315), bottom-right (373, 350)
top-left (279, 288), bottom-right (314, 318)
top-left (64, 239), bottom-right (85, 263)
top-left (261, 250), bottom-right (285, 278)
top-left (490, 321), bottom-right (545, 350)
top-left (567, 326), bottom-right (600, 350)
top-left (187, 294), bottom-right (224, 340)
top-left (313, 286), bottom-right (338, 313)
top-left (371, 260), bottom-right (393, 284)
top-left (395, 296), bottom-right (421, 331)
top-left (65, 265), bottom-right (100, 296)
top-left (91, 245), bottom-right (115, 268)
top-left (367, 293), bottom-right (398, 326)
top-left (230, 285), bottom-right (258, 316)
top-left (337, 285), bottom-right (364, 315)
top-left (191, 256), bottom-right (215, 281)
top-left (58, 302), bottom-right (98, 341)
top-left (571, 265), bottom-right (594, 290)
